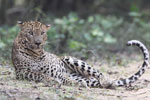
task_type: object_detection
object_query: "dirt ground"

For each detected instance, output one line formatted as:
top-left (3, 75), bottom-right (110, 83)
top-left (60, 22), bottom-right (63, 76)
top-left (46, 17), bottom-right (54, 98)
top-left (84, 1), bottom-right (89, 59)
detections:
top-left (0, 54), bottom-right (150, 100)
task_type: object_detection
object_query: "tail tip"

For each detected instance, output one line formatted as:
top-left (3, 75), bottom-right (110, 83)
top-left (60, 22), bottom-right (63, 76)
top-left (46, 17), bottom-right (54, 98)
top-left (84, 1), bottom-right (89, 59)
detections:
top-left (126, 41), bottom-right (132, 46)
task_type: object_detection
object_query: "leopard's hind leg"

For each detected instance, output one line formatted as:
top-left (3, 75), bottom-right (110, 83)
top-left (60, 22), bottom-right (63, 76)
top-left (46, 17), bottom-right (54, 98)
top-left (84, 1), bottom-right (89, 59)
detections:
top-left (61, 56), bottom-right (113, 88)
top-left (68, 73), bottom-right (101, 88)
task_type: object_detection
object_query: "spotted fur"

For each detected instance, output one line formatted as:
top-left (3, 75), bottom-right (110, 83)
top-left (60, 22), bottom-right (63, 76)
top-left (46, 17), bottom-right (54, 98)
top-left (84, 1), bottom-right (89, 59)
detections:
top-left (12, 21), bottom-right (149, 88)
top-left (12, 21), bottom-right (101, 88)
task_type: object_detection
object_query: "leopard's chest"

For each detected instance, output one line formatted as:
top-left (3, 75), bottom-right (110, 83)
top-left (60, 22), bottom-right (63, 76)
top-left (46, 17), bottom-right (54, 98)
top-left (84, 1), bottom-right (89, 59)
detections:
top-left (15, 51), bottom-right (66, 75)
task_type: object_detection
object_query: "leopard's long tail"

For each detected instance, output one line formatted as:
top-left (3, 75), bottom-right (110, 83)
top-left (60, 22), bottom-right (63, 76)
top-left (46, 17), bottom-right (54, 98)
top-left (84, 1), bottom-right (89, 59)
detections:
top-left (114, 40), bottom-right (149, 87)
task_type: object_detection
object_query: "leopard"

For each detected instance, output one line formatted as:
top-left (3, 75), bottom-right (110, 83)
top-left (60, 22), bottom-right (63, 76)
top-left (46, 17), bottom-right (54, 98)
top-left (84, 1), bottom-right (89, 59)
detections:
top-left (12, 21), bottom-right (149, 88)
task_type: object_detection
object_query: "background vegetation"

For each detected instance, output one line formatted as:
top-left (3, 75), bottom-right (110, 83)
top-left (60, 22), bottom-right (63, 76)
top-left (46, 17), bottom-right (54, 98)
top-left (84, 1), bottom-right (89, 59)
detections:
top-left (0, 0), bottom-right (150, 64)
top-left (1, 1), bottom-right (150, 100)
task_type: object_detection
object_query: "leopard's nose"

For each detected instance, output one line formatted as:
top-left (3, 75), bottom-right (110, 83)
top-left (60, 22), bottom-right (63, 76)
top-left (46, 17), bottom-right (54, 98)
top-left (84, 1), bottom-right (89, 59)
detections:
top-left (35, 41), bottom-right (41, 46)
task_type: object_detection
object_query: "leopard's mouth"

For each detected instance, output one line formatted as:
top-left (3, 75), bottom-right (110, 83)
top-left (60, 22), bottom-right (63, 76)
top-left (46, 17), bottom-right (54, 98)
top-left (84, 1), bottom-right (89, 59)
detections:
top-left (26, 46), bottom-right (43, 56)
top-left (29, 44), bottom-right (43, 50)
top-left (35, 44), bottom-right (44, 49)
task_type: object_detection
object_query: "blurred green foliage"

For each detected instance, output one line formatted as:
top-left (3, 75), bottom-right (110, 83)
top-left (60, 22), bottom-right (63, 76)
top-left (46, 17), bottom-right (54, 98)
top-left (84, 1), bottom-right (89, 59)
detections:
top-left (0, 12), bottom-right (150, 63)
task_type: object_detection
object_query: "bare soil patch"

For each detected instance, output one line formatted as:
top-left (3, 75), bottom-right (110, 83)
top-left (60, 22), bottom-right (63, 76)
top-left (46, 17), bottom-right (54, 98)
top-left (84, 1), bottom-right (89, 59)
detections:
top-left (0, 55), bottom-right (150, 100)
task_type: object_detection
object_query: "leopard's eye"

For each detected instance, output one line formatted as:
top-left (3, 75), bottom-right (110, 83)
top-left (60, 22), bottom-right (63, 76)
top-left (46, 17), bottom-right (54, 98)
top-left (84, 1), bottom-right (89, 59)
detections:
top-left (41, 32), bottom-right (45, 35)
top-left (28, 31), bottom-right (33, 35)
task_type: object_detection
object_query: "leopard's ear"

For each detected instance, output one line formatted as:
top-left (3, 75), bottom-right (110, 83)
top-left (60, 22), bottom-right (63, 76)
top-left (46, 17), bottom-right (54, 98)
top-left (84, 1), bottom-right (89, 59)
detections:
top-left (17, 21), bottom-right (23, 27)
top-left (46, 24), bottom-right (51, 30)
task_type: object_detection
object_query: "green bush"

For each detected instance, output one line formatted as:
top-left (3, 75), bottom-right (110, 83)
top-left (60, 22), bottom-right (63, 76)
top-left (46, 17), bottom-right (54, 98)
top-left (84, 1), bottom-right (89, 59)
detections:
top-left (0, 13), bottom-right (150, 63)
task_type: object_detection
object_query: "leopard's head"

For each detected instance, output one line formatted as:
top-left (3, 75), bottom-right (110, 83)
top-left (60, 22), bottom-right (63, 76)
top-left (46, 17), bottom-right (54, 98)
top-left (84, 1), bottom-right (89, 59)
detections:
top-left (17, 21), bottom-right (50, 51)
